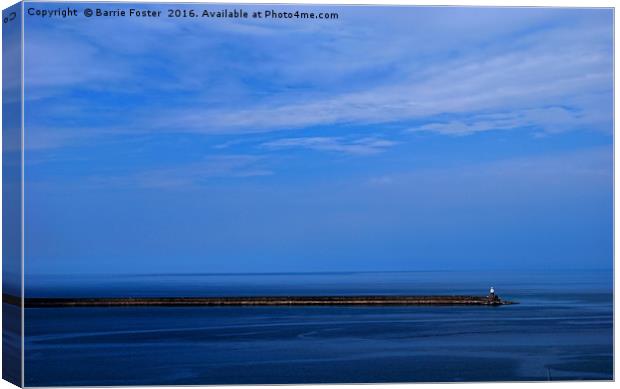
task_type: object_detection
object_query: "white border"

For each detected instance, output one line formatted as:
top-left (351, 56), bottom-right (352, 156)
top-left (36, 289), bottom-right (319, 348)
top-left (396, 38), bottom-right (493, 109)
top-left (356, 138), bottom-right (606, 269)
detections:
top-left (0, 1), bottom-right (616, 389)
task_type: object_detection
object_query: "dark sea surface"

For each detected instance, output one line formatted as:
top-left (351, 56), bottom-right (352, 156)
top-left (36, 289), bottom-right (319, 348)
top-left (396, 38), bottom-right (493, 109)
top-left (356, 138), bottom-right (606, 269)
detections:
top-left (23, 270), bottom-right (613, 386)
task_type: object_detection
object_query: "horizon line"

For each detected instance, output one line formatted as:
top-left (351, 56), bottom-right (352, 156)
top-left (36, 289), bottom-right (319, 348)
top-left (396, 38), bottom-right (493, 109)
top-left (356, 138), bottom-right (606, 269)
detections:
top-left (24, 268), bottom-right (614, 277)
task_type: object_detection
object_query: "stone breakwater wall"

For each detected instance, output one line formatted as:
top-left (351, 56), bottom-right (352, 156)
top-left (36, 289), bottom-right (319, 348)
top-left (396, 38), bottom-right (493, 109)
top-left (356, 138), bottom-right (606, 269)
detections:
top-left (4, 294), bottom-right (515, 307)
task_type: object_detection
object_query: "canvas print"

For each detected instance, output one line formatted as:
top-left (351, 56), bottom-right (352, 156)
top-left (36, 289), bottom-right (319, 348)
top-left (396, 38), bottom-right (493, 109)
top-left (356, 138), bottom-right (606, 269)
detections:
top-left (2, 2), bottom-right (614, 386)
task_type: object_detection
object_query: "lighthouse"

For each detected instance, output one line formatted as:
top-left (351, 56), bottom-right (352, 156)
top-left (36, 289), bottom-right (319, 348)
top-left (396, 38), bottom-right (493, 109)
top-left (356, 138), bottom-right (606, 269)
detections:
top-left (488, 286), bottom-right (499, 303)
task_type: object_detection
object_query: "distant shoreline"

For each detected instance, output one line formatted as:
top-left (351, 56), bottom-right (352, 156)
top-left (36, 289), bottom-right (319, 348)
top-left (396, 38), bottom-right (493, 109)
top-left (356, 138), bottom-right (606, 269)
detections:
top-left (3, 294), bottom-right (514, 308)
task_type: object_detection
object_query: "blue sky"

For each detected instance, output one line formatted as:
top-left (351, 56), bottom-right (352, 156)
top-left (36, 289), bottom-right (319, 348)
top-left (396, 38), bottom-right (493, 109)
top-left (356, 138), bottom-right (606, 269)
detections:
top-left (22, 4), bottom-right (613, 275)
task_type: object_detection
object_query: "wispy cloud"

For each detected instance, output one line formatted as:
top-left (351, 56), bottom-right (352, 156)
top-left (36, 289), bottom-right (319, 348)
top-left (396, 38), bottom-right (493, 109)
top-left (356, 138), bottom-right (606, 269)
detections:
top-left (145, 14), bottom-right (611, 138)
top-left (262, 136), bottom-right (397, 155)
top-left (406, 106), bottom-right (600, 136)
top-left (24, 7), bottom-right (613, 150)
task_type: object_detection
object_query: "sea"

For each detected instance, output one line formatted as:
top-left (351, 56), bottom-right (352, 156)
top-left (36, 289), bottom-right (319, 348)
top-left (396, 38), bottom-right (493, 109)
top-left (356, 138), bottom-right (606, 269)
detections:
top-left (14, 270), bottom-right (614, 386)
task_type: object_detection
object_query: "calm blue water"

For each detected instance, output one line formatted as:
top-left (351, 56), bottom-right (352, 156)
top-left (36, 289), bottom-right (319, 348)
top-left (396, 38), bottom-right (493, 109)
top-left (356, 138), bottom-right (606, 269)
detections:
top-left (23, 270), bottom-right (612, 385)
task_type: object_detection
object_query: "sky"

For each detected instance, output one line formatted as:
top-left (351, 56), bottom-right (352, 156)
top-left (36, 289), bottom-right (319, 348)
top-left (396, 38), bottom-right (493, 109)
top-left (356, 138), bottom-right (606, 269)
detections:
top-left (22, 4), bottom-right (613, 276)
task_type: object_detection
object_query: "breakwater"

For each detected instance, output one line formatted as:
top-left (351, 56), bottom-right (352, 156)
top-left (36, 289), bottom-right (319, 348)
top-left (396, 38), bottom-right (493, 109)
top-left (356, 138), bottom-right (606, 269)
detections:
top-left (4, 294), bottom-right (514, 307)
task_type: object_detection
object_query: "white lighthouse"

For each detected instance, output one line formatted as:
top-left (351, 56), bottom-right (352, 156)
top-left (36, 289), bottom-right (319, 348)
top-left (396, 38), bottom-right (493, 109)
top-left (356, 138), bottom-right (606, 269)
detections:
top-left (488, 286), bottom-right (497, 301)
